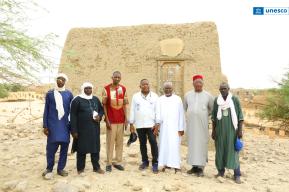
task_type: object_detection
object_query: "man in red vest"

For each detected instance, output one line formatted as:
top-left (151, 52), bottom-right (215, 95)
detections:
top-left (102, 71), bottom-right (128, 172)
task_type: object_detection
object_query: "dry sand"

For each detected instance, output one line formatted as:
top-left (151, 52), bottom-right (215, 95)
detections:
top-left (0, 101), bottom-right (289, 192)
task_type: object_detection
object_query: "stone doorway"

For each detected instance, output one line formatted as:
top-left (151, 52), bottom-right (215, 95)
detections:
top-left (158, 61), bottom-right (184, 97)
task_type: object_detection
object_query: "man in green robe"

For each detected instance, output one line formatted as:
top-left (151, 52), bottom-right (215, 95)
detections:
top-left (211, 82), bottom-right (244, 184)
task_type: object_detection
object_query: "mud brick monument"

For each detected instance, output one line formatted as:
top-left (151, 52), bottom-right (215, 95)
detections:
top-left (59, 22), bottom-right (226, 98)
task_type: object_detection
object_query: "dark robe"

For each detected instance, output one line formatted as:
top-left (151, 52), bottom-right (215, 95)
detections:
top-left (211, 96), bottom-right (244, 170)
top-left (70, 96), bottom-right (104, 154)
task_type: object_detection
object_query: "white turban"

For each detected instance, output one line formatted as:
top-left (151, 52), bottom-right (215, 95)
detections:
top-left (79, 82), bottom-right (93, 100)
top-left (81, 82), bottom-right (93, 90)
top-left (56, 73), bottom-right (68, 82)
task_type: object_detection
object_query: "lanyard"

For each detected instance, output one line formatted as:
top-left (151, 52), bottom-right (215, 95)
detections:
top-left (88, 99), bottom-right (97, 114)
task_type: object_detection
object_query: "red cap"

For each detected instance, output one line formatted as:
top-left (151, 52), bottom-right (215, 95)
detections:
top-left (192, 74), bottom-right (203, 81)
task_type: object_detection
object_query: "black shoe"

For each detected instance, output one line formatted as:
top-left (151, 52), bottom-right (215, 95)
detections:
top-left (174, 168), bottom-right (181, 174)
top-left (152, 163), bottom-right (158, 174)
top-left (139, 162), bottom-right (149, 170)
top-left (113, 164), bottom-right (124, 171)
top-left (93, 168), bottom-right (105, 174)
top-left (235, 176), bottom-right (241, 184)
top-left (215, 172), bottom-right (224, 178)
top-left (106, 165), bottom-right (112, 172)
top-left (57, 170), bottom-right (68, 177)
top-left (161, 166), bottom-right (171, 172)
top-left (42, 169), bottom-right (52, 177)
top-left (196, 170), bottom-right (204, 177)
top-left (187, 167), bottom-right (198, 174)
top-left (77, 169), bottom-right (84, 175)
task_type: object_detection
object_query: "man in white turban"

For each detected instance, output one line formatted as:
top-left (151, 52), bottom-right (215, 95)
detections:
top-left (211, 82), bottom-right (244, 184)
top-left (42, 73), bottom-right (73, 179)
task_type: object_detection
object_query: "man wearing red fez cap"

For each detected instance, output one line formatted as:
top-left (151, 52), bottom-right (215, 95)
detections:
top-left (192, 75), bottom-right (203, 81)
top-left (184, 74), bottom-right (214, 177)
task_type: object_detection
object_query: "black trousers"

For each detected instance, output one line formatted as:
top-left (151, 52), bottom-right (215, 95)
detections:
top-left (77, 152), bottom-right (100, 171)
top-left (136, 128), bottom-right (158, 164)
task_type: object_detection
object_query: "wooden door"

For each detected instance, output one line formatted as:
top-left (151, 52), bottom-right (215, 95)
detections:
top-left (158, 61), bottom-right (183, 97)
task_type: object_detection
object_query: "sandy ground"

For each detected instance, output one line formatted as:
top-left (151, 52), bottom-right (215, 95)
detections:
top-left (1, 101), bottom-right (289, 192)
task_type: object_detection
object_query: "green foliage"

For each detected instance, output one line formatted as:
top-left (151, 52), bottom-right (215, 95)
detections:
top-left (0, 0), bottom-right (56, 83)
top-left (260, 71), bottom-right (289, 129)
top-left (5, 83), bottom-right (25, 92)
top-left (0, 84), bottom-right (9, 98)
top-left (0, 83), bottom-right (25, 98)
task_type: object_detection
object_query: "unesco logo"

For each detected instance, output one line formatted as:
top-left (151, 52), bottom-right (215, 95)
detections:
top-left (253, 7), bottom-right (264, 15)
top-left (253, 7), bottom-right (289, 15)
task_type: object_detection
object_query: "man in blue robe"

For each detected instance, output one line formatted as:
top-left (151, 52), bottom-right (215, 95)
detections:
top-left (42, 73), bottom-right (73, 178)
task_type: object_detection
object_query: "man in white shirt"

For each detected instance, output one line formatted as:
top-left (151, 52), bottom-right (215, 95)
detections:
top-left (129, 79), bottom-right (159, 173)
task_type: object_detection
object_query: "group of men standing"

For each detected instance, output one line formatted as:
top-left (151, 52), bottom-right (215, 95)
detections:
top-left (42, 71), bottom-right (244, 184)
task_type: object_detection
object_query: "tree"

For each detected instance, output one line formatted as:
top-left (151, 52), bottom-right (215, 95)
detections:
top-left (0, 83), bottom-right (25, 98)
top-left (0, 84), bottom-right (8, 98)
top-left (260, 71), bottom-right (289, 130)
top-left (0, 0), bottom-right (56, 83)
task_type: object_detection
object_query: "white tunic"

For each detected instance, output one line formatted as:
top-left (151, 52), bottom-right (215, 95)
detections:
top-left (156, 94), bottom-right (185, 169)
top-left (183, 90), bottom-right (214, 166)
